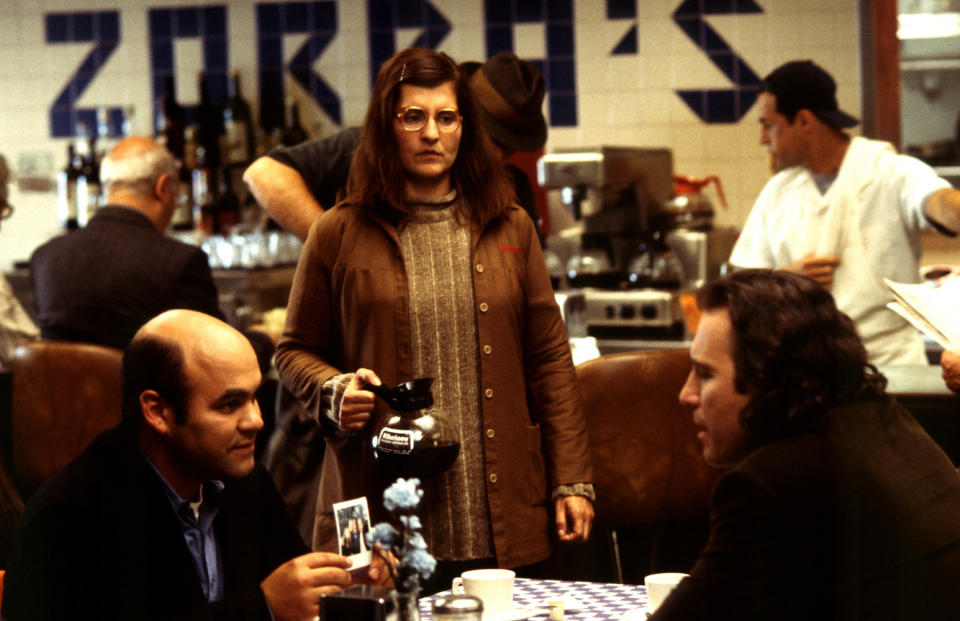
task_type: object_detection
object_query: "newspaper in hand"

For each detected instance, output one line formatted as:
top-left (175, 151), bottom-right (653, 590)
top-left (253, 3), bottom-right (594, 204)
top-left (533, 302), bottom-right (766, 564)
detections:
top-left (883, 277), bottom-right (960, 351)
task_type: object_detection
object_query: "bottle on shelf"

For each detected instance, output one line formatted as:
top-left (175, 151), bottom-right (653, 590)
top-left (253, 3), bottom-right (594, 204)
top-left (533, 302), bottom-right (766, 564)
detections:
top-left (74, 121), bottom-right (101, 227)
top-left (171, 125), bottom-right (198, 231)
top-left (156, 75), bottom-right (185, 161)
top-left (222, 72), bottom-right (254, 167)
top-left (213, 175), bottom-right (241, 235)
top-left (78, 147), bottom-right (101, 227)
top-left (192, 137), bottom-right (215, 237)
top-left (56, 143), bottom-right (81, 231)
top-left (280, 98), bottom-right (309, 147)
top-left (96, 106), bottom-right (110, 142)
top-left (254, 91), bottom-right (284, 157)
top-left (196, 71), bottom-right (223, 188)
top-left (121, 104), bottom-right (135, 138)
top-left (95, 105), bottom-right (115, 157)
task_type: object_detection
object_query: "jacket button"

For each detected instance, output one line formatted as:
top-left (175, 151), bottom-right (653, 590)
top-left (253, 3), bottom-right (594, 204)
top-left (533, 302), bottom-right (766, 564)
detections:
top-left (484, 388), bottom-right (494, 399)
top-left (479, 302), bottom-right (489, 312)
top-left (489, 473), bottom-right (498, 483)
top-left (486, 428), bottom-right (495, 439)
top-left (482, 344), bottom-right (492, 355)
top-left (476, 264), bottom-right (484, 273)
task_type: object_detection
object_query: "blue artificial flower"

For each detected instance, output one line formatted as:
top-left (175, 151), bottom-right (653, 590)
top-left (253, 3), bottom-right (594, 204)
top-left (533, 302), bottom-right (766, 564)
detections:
top-left (399, 515), bottom-right (422, 531)
top-left (400, 548), bottom-right (437, 579)
top-left (366, 522), bottom-right (400, 551)
top-left (383, 477), bottom-right (424, 513)
top-left (406, 532), bottom-right (427, 550)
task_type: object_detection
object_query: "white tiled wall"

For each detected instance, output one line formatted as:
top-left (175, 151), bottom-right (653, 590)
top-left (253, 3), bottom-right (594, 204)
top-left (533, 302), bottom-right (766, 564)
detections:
top-left (0, 0), bottom-right (863, 271)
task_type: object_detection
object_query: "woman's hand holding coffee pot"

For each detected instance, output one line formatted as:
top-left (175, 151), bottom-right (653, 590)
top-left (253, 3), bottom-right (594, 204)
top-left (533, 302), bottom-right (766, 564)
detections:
top-left (340, 369), bottom-right (382, 430)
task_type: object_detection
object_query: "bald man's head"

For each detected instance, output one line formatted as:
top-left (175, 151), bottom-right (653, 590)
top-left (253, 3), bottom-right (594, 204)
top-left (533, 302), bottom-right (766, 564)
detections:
top-left (121, 310), bottom-right (257, 426)
top-left (101, 136), bottom-right (178, 198)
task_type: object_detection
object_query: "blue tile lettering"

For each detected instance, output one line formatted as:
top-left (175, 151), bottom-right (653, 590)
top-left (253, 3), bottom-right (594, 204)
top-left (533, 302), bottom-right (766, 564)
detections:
top-left (45, 10), bottom-right (121, 138)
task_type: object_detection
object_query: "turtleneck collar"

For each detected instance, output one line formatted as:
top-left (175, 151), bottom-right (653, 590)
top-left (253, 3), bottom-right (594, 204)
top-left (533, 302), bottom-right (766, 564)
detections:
top-left (405, 189), bottom-right (459, 223)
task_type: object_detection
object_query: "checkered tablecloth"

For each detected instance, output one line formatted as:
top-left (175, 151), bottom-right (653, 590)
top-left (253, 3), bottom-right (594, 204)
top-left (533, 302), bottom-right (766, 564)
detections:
top-left (420, 578), bottom-right (649, 621)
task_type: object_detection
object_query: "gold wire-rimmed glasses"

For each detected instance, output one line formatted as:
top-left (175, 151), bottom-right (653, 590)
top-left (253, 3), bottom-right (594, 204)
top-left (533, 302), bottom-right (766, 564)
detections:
top-left (395, 106), bottom-right (462, 133)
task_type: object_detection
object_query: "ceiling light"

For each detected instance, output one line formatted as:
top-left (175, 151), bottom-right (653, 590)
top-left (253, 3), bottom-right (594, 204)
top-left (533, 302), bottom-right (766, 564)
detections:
top-left (898, 12), bottom-right (960, 39)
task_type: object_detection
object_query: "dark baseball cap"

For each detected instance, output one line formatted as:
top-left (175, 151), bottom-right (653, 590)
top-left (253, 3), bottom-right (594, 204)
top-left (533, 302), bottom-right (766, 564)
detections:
top-left (761, 60), bottom-right (859, 129)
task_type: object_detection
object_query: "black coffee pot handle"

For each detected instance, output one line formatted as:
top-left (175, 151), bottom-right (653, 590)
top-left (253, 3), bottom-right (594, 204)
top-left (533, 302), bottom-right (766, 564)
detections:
top-left (362, 382), bottom-right (394, 402)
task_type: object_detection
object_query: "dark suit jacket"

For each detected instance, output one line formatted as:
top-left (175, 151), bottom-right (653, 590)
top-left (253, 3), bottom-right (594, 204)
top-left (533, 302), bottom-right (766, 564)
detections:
top-left (652, 397), bottom-right (960, 621)
top-left (1, 424), bottom-right (308, 621)
top-left (30, 206), bottom-right (223, 349)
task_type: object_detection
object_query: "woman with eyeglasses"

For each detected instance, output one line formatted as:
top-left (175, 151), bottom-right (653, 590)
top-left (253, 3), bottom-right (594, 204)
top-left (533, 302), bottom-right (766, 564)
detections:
top-left (275, 47), bottom-right (594, 588)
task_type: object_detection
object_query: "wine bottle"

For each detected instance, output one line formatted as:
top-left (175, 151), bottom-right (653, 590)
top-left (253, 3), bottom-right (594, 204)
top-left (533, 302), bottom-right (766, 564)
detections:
top-left (56, 143), bottom-right (80, 230)
top-left (192, 135), bottom-right (215, 237)
top-left (213, 176), bottom-right (241, 235)
top-left (280, 99), bottom-right (308, 146)
top-left (78, 147), bottom-right (101, 227)
top-left (171, 125), bottom-right (198, 231)
top-left (121, 105), bottom-right (134, 138)
top-left (157, 75), bottom-right (185, 161)
top-left (196, 71), bottom-right (223, 188)
top-left (222, 72), bottom-right (254, 166)
top-left (255, 96), bottom-right (281, 157)
top-left (74, 121), bottom-right (100, 227)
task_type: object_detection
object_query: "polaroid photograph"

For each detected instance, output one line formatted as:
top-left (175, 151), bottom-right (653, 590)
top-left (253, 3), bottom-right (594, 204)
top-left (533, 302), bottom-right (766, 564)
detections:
top-left (333, 496), bottom-right (373, 570)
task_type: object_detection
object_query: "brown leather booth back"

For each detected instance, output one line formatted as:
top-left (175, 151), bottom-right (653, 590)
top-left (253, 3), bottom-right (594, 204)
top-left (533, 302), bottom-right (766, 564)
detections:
top-left (11, 341), bottom-right (123, 496)
top-left (576, 349), bottom-right (719, 527)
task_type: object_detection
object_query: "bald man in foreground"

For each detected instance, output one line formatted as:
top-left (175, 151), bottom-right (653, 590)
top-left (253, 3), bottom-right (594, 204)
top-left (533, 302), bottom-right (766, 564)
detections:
top-left (2, 310), bottom-right (387, 621)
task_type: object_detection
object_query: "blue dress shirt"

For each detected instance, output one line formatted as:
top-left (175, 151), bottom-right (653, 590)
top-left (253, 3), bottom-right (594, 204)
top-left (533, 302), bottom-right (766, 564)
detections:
top-left (143, 453), bottom-right (225, 602)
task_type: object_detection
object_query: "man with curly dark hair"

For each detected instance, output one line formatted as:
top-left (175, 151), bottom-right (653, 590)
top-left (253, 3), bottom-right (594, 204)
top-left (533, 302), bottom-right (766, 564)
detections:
top-left (650, 269), bottom-right (960, 621)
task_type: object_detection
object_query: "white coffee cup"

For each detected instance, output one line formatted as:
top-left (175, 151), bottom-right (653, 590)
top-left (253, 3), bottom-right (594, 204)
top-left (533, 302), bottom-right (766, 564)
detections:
top-left (644, 572), bottom-right (689, 612)
top-left (452, 568), bottom-right (515, 619)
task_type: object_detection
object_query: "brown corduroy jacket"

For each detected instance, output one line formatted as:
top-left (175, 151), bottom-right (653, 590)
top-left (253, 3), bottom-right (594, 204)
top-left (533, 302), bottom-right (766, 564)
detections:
top-left (275, 202), bottom-right (592, 569)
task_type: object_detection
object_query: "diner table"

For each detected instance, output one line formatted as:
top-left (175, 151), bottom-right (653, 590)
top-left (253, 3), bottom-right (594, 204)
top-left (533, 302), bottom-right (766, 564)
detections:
top-left (419, 578), bottom-right (651, 621)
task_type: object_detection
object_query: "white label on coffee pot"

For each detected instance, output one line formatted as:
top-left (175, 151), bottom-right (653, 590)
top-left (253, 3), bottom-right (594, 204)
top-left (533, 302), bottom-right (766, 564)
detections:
top-left (377, 428), bottom-right (414, 453)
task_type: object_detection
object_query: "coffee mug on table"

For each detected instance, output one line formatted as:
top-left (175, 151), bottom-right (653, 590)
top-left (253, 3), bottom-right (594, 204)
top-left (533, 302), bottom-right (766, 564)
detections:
top-left (644, 572), bottom-right (688, 612)
top-left (452, 568), bottom-right (515, 619)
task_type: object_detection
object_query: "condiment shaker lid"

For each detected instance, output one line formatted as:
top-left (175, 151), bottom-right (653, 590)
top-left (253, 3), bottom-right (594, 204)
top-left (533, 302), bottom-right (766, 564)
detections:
top-left (432, 594), bottom-right (484, 617)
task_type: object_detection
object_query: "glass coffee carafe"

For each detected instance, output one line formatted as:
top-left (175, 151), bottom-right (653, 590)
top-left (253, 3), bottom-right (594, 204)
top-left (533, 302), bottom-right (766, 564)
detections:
top-left (368, 378), bottom-right (460, 480)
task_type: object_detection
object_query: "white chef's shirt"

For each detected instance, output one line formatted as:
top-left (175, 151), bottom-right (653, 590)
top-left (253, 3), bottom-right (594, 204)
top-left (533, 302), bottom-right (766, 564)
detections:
top-left (730, 137), bottom-right (951, 365)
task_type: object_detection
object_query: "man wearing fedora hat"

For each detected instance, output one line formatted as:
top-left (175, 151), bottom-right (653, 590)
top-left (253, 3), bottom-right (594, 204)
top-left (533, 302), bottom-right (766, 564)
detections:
top-left (729, 59), bottom-right (960, 366)
top-left (243, 50), bottom-right (547, 241)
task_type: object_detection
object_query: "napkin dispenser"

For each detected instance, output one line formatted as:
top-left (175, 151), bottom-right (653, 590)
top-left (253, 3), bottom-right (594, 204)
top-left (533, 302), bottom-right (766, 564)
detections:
top-left (319, 584), bottom-right (394, 621)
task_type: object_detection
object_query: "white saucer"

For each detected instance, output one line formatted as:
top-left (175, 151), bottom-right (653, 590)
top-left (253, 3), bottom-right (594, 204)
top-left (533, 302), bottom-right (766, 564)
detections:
top-left (486, 606), bottom-right (534, 621)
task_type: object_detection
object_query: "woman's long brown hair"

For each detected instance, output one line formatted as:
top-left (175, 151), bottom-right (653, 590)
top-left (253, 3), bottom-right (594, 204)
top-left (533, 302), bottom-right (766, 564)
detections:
top-left (344, 47), bottom-right (515, 229)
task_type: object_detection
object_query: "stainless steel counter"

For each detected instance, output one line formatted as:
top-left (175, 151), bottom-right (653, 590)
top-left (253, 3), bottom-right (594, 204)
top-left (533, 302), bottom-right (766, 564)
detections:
top-left (934, 165), bottom-right (960, 189)
top-left (878, 364), bottom-right (954, 396)
top-left (595, 338), bottom-right (690, 356)
top-left (3, 264), bottom-right (297, 330)
top-left (212, 265), bottom-right (296, 316)
top-left (861, 365), bottom-right (959, 465)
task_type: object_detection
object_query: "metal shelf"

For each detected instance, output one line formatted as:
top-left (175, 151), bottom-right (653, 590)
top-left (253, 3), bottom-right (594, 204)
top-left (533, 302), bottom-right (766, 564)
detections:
top-left (901, 58), bottom-right (960, 71)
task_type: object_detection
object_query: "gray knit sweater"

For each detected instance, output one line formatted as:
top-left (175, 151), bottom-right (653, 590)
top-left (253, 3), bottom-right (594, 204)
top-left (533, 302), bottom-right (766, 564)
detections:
top-left (398, 191), bottom-right (493, 560)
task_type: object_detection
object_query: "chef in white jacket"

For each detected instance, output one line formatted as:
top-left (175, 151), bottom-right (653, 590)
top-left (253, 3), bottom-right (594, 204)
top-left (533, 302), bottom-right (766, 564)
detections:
top-left (730, 60), bottom-right (960, 366)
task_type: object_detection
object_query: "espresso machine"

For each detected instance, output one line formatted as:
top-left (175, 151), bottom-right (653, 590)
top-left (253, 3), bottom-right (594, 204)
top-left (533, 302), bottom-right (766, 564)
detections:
top-left (538, 146), bottom-right (685, 340)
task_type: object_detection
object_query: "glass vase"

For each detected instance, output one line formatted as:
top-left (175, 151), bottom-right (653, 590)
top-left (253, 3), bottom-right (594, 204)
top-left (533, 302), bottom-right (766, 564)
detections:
top-left (389, 586), bottom-right (422, 621)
